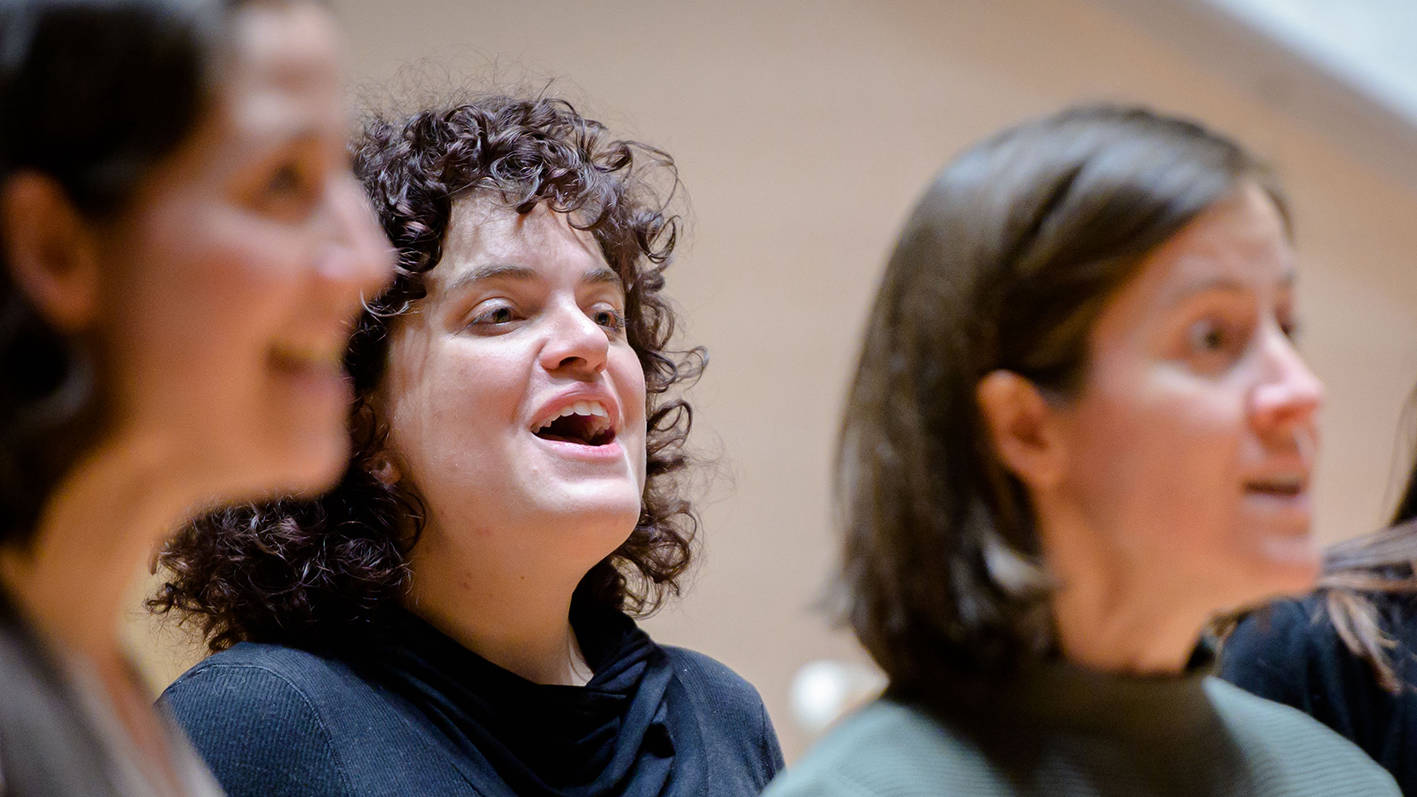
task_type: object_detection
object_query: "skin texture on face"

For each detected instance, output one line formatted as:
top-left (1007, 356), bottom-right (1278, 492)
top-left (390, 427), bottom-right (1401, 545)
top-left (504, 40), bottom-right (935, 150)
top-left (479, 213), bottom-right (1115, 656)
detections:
top-left (89, 1), bottom-right (390, 501)
top-left (382, 199), bottom-right (647, 643)
top-left (1027, 182), bottom-right (1324, 670)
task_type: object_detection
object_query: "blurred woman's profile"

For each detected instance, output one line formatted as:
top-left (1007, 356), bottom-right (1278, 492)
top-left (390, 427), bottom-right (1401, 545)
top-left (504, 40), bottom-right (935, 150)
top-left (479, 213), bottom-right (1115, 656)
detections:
top-left (766, 104), bottom-right (1397, 796)
top-left (0, 0), bottom-right (389, 792)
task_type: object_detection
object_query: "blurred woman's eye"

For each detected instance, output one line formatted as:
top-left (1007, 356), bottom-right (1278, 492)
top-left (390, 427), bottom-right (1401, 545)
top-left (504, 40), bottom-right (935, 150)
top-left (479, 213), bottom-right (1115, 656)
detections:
top-left (251, 159), bottom-right (320, 219)
top-left (1187, 320), bottom-right (1228, 352)
top-left (1183, 317), bottom-right (1250, 374)
top-left (265, 164), bottom-right (301, 195)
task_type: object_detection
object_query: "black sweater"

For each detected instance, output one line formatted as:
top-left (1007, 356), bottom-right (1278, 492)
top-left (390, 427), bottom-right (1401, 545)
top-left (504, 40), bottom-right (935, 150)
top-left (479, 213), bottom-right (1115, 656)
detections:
top-left (1222, 594), bottom-right (1417, 793)
top-left (161, 609), bottom-right (783, 796)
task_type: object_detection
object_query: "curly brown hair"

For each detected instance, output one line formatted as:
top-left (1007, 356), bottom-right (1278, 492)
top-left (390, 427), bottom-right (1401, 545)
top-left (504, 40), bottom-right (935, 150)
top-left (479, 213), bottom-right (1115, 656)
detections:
top-left (151, 95), bottom-right (703, 653)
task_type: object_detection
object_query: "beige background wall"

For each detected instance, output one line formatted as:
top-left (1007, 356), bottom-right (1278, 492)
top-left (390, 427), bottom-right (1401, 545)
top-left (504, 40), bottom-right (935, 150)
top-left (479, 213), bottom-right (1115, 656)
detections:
top-left (129, 0), bottom-right (1417, 762)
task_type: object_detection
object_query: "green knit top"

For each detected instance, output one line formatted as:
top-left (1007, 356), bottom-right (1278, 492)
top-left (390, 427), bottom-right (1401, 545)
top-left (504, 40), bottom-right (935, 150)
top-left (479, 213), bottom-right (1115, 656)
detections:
top-left (765, 665), bottom-right (1398, 796)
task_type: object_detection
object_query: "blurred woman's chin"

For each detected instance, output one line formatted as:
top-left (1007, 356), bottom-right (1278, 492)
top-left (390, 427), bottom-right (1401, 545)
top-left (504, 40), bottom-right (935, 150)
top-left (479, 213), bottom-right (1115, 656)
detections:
top-left (225, 424), bottom-right (351, 501)
top-left (1231, 537), bottom-right (1323, 607)
top-left (281, 430), bottom-right (352, 496)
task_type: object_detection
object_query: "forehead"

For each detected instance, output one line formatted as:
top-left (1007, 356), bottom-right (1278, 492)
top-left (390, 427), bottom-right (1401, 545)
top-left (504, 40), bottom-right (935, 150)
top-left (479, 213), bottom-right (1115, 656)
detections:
top-left (206, 3), bottom-right (344, 155)
top-left (429, 198), bottom-right (612, 293)
top-left (1101, 183), bottom-right (1294, 322)
top-left (1152, 183), bottom-right (1292, 286)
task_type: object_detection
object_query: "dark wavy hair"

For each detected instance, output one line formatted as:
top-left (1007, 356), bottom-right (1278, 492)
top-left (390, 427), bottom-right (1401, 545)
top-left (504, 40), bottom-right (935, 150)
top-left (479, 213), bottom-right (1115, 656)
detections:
top-left (152, 95), bottom-right (703, 654)
top-left (0, 0), bottom-right (226, 547)
top-left (839, 104), bottom-right (1283, 698)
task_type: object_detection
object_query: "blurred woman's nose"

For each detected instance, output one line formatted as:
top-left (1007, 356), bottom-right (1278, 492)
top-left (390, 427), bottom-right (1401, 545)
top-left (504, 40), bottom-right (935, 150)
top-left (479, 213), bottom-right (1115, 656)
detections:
top-left (317, 173), bottom-right (393, 298)
top-left (1249, 324), bottom-right (1324, 439)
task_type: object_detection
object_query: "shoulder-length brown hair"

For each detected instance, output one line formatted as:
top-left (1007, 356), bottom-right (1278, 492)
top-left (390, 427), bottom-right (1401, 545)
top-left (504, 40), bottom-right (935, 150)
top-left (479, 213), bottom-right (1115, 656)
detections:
top-left (151, 95), bottom-right (703, 653)
top-left (839, 104), bottom-right (1283, 694)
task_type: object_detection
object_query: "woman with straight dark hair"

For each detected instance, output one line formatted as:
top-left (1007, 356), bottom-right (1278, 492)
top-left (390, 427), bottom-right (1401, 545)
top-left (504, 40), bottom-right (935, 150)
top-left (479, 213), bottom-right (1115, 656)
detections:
top-left (765, 105), bottom-right (1397, 795)
top-left (1222, 396), bottom-right (1417, 793)
top-left (150, 94), bottom-right (783, 797)
top-left (0, 0), bottom-right (389, 793)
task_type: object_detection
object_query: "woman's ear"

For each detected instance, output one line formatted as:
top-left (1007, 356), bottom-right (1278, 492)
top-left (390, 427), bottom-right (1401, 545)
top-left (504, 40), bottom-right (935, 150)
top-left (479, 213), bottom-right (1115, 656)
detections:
top-left (370, 452), bottom-right (402, 487)
top-left (1, 173), bottom-right (101, 332)
top-left (975, 369), bottom-right (1066, 490)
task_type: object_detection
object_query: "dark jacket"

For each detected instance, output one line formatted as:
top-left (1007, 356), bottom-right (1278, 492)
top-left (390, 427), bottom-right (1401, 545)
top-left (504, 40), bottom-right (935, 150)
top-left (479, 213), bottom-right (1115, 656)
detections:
top-left (1222, 594), bottom-right (1417, 794)
top-left (161, 620), bottom-right (783, 797)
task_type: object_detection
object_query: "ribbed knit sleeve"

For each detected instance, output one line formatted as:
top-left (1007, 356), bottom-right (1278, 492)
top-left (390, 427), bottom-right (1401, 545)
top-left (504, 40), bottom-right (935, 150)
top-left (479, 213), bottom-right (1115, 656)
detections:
top-left (765, 683), bottom-right (1400, 795)
top-left (162, 661), bottom-right (355, 797)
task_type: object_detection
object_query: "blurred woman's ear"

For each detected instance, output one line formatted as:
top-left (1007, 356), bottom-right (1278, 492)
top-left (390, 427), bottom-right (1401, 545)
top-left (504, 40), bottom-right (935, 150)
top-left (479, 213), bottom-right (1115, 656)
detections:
top-left (1, 173), bottom-right (100, 333)
top-left (975, 369), bottom-right (1066, 491)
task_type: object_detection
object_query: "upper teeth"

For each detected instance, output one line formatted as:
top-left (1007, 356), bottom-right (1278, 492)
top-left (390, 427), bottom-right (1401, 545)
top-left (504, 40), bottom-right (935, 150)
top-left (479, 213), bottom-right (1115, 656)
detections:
top-left (536, 401), bottom-right (609, 430)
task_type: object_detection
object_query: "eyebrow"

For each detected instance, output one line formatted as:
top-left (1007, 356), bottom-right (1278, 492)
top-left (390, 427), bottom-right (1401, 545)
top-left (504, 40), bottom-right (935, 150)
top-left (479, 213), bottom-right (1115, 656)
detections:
top-left (1162, 269), bottom-right (1296, 308)
top-left (444, 263), bottom-right (624, 296)
top-left (446, 263), bottom-right (538, 294)
top-left (236, 103), bottom-right (338, 147)
top-left (582, 266), bottom-right (623, 288)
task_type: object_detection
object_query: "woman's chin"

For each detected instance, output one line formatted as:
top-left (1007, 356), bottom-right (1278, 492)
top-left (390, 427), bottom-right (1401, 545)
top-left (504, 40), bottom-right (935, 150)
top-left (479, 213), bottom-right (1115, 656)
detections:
top-left (1218, 537), bottom-right (1323, 612)
top-left (533, 481), bottom-right (643, 522)
top-left (536, 495), bottom-right (644, 557)
top-left (278, 433), bottom-right (352, 496)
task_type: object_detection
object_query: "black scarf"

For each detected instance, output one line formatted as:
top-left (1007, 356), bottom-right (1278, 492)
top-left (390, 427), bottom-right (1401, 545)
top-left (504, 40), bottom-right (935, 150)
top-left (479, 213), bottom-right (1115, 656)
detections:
top-left (367, 602), bottom-right (706, 797)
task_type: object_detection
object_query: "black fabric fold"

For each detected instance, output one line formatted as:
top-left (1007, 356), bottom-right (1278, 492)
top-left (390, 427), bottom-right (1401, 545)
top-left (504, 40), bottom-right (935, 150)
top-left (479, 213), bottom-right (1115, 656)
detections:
top-left (367, 602), bottom-right (700, 797)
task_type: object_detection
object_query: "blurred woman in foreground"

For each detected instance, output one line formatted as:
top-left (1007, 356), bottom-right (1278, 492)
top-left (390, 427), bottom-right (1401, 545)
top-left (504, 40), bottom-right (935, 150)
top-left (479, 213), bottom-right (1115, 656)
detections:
top-left (0, 0), bottom-right (389, 792)
top-left (767, 105), bottom-right (1397, 795)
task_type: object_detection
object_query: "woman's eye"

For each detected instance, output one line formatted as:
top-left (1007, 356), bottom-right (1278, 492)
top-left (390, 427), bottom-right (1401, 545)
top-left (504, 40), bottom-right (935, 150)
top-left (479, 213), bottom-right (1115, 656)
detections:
top-left (249, 161), bottom-right (321, 220)
top-left (1181, 316), bottom-right (1253, 375)
top-left (1187, 321), bottom-right (1228, 353)
top-left (265, 164), bottom-right (301, 195)
top-left (593, 308), bottom-right (626, 331)
top-left (469, 305), bottom-right (518, 326)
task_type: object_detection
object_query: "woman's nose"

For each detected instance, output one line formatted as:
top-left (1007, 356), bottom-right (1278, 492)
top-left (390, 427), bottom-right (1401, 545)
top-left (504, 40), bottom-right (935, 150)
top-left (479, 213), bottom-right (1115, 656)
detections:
top-left (538, 301), bottom-right (610, 376)
top-left (318, 174), bottom-right (394, 299)
top-left (1250, 325), bottom-right (1324, 440)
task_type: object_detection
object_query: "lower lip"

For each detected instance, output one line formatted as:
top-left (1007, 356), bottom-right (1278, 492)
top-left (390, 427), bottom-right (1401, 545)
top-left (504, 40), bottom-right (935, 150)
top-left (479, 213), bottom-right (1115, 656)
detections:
top-left (1242, 488), bottom-right (1312, 527)
top-left (532, 435), bottom-right (625, 462)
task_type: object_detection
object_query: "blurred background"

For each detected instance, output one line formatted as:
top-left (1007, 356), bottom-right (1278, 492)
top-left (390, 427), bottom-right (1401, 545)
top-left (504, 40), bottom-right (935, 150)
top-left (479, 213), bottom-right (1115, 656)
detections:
top-left (127, 0), bottom-right (1417, 762)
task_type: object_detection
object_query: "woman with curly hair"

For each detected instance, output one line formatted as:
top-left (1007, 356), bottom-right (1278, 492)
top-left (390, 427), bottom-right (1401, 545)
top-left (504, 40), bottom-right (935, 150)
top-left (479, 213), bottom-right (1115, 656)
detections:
top-left (0, 0), bottom-right (389, 793)
top-left (152, 94), bottom-right (784, 797)
top-left (765, 105), bottom-right (1397, 795)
